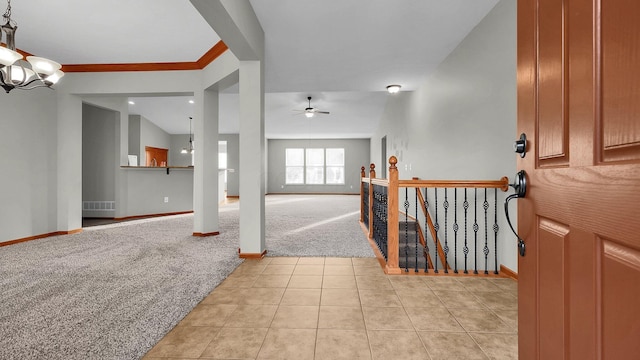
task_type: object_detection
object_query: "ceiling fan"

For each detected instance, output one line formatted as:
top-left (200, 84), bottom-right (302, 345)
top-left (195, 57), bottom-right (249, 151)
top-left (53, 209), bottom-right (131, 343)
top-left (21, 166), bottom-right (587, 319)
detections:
top-left (294, 96), bottom-right (330, 118)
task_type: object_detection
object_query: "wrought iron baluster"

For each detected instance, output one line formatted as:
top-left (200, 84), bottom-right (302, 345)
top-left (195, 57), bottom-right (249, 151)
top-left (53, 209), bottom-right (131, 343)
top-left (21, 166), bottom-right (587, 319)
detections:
top-left (443, 188), bottom-right (449, 273)
top-left (493, 188), bottom-right (499, 275)
top-left (404, 188), bottom-right (409, 272)
top-left (473, 188), bottom-right (478, 274)
top-left (454, 189), bottom-right (459, 274)
top-left (463, 189), bottom-right (469, 274)
top-left (415, 188), bottom-right (419, 273)
top-left (483, 188), bottom-right (490, 275)
top-left (434, 188), bottom-right (439, 274)
top-left (382, 188), bottom-right (388, 259)
top-left (423, 188), bottom-right (429, 273)
top-left (363, 183), bottom-right (369, 228)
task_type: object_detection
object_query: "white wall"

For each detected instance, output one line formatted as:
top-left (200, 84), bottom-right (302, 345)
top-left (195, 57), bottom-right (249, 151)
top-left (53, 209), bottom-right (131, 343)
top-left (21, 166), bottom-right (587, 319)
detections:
top-left (124, 168), bottom-right (194, 216)
top-left (371, 0), bottom-right (518, 271)
top-left (138, 115), bottom-right (171, 166)
top-left (0, 89), bottom-right (58, 243)
top-left (170, 134), bottom-right (194, 167)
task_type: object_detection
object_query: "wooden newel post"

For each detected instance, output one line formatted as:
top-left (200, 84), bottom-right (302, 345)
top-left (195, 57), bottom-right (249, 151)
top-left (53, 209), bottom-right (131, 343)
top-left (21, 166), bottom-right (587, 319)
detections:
top-left (368, 164), bottom-right (375, 238)
top-left (360, 166), bottom-right (366, 222)
top-left (386, 156), bottom-right (401, 274)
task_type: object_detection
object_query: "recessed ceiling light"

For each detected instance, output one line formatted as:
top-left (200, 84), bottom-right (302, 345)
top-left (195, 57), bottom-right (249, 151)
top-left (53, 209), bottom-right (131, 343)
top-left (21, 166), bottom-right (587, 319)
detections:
top-left (386, 85), bottom-right (401, 94)
top-left (128, 100), bottom-right (135, 105)
top-left (188, 100), bottom-right (194, 104)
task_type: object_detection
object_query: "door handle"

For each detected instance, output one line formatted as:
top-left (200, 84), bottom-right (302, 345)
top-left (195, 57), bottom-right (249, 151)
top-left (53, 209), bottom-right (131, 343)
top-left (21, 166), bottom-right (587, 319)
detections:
top-left (505, 170), bottom-right (527, 256)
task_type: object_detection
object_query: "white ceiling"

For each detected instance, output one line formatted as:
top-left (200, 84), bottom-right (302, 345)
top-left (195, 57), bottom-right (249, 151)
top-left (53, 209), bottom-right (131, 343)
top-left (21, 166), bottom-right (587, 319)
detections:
top-left (10, 0), bottom-right (500, 137)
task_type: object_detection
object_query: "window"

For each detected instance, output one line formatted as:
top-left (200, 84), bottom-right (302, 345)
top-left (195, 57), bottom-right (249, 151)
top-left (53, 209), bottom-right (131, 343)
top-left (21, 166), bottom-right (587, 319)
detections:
top-left (285, 147), bottom-right (345, 185)
top-left (305, 148), bottom-right (324, 184)
top-left (285, 148), bottom-right (304, 184)
top-left (325, 148), bottom-right (345, 184)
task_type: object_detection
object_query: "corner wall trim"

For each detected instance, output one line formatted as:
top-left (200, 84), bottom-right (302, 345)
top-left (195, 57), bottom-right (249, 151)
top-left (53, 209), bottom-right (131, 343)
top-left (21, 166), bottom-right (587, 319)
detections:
top-left (1, 229), bottom-right (83, 247)
top-left (500, 264), bottom-right (518, 280)
top-left (239, 250), bottom-right (267, 259)
top-left (193, 232), bottom-right (220, 237)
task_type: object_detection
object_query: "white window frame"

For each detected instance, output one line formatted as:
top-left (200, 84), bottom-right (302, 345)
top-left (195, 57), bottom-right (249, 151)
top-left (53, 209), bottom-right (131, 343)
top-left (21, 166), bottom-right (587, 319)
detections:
top-left (284, 147), bottom-right (345, 185)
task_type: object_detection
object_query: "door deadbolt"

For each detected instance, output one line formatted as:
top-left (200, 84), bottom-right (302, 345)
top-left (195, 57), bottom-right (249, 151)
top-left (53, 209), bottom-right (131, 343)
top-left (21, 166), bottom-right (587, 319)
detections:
top-left (514, 133), bottom-right (527, 158)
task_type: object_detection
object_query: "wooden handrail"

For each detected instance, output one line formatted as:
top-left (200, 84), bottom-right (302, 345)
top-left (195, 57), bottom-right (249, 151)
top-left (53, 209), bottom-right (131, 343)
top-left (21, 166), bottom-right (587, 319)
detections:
top-left (399, 178), bottom-right (509, 191)
top-left (363, 177), bottom-right (509, 192)
top-left (371, 178), bottom-right (390, 186)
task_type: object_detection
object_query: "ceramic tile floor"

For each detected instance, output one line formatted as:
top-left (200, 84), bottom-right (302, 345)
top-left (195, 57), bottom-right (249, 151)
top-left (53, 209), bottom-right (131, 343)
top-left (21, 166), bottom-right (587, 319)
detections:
top-left (143, 257), bottom-right (518, 360)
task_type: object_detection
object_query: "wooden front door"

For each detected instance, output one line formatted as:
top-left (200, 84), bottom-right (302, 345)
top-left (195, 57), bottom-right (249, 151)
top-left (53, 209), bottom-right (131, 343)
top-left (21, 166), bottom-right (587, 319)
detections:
top-left (518, 0), bottom-right (640, 358)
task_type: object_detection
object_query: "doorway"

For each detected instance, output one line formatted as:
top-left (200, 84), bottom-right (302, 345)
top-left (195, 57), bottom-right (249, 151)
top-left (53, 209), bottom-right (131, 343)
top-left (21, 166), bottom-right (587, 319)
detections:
top-left (381, 136), bottom-right (387, 179)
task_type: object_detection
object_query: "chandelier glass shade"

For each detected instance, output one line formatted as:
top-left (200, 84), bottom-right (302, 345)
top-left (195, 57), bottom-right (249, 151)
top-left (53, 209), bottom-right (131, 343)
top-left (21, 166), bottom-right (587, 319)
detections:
top-left (0, 0), bottom-right (64, 93)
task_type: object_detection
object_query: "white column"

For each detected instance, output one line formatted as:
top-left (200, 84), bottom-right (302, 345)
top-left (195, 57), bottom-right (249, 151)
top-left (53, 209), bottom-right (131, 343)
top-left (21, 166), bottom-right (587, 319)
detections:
top-left (193, 89), bottom-right (220, 235)
top-left (239, 60), bottom-right (266, 255)
top-left (56, 92), bottom-right (83, 232)
top-left (114, 99), bottom-right (129, 219)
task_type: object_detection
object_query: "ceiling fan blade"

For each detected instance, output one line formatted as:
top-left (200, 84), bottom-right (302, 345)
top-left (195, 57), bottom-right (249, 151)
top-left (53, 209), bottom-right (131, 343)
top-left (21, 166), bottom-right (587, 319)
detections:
top-left (316, 111), bottom-right (330, 114)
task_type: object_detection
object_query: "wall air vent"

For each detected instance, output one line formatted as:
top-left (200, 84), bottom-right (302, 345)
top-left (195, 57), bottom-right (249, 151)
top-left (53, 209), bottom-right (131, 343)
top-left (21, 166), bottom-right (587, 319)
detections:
top-left (83, 201), bottom-right (115, 211)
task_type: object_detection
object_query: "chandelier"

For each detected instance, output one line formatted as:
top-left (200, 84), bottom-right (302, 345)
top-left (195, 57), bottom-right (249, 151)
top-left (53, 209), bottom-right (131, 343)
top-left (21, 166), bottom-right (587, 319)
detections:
top-left (181, 117), bottom-right (194, 154)
top-left (0, 0), bottom-right (64, 93)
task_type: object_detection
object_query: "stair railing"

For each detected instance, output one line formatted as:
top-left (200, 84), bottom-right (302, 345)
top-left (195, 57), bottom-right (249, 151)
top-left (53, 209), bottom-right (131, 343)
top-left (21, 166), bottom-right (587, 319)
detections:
top-left (360, 156), bottom-right (510, 275)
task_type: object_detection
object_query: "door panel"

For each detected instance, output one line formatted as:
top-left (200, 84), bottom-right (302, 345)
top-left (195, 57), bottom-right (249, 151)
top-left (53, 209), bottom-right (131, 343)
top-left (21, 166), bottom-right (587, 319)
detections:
top-left (602, 241), bottom-right (640, 358)
top-left (601, 0), bottom-right (640, 162)
top-left (518, 0), bottom-right (640, 358)
top-left (538, 218), bottom-right (569, 358)
top-left (537, 0), bottom-right (568, 164)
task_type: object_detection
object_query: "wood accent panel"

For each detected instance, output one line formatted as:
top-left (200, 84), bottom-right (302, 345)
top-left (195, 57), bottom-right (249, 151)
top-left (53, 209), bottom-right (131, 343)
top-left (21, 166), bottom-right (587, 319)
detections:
top-left (62, 41), bottom-right (228, 73)
top-left (193, 231), bottom-right (220, 237)
top-left (538, 217), bottom-right (569, 359)
top-left (600, 1), bottom-right (640, 162)
top-left (238, 250), bottom-right (267, 259)
top-left (145, 146), bottom-right (168, 167)
top-left (500, 264), bottom-right (518, 280)
top-left (537, 0), bottom-right (568, 165)
top-left (1, 229), bottom-right (83, 247)
top-left (602, 240), bottom-right (640, 358)
top-left (113, 211), bottom-right (193, 221)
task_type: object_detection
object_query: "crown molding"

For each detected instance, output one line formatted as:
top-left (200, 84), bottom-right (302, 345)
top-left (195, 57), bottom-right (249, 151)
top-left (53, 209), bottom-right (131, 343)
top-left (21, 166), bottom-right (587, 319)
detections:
top-left (59, 41), bottom-right (228, 73)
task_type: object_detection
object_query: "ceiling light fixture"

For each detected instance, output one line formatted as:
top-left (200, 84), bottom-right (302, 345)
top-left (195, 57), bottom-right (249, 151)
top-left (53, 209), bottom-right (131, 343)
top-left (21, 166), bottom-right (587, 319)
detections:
top-left (181, 117), bottom-right (194, 154)
top-left (188, 100), bottom-right (194, 104)
top-left (386, 85), bottom-right (401, 94)
top-left (0, 0), bottom-right (64, 93)
top-left (304, 111), bottom-right (314, 118)
top-left (128, 100), bottom-right (135, 105)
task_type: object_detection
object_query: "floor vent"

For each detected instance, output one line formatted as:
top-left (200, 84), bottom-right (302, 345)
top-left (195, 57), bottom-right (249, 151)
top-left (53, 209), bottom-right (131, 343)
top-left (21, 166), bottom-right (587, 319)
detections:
top-left (83, 201), bottom-right (116, 211)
